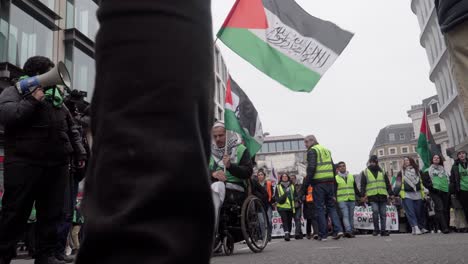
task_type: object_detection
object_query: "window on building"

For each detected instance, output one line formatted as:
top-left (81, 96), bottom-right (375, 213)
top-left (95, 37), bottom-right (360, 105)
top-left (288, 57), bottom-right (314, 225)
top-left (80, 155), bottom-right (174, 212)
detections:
top-left (426, 107), bottom-right (431, 115)
top-left (401, 147), bottom-right (409, 154)
top-left (399, 133), bottom-right (405, 140)
top-left (7, 4), bottom-right (53, 68)
top-left (431, 103), bottom-right (439, 114)
top-left (413, 146), bottom-right (417, 153)
top-left (389, 133), bottom-right (395, 141)
top-left (284, 141), bottom-right (291, 151)
top-left (434, 123), bottom-right (441, 133)
top-left (0, 1), bottom-right (8, 63)
top-left (291, 140), bottom-right (299, 151)
top-left (276, 142), bottom-right (284, 152)
top-left (378, 149), bottom-right (384, 157)
top-left (39, 0), bottom-right (55, 10)
top-left (389, 148), bottom-right (396, 155)
top-left (268, 142), bottom-right (276, 153)
top-left (298, 140), bottom-right (306, 150)
top-left (66, 0), bottom-right (99, 41)
top-left (65, 45), bottom-right (96, 100)
top-left (261, 143), bottom-right (268, 153)
top-left (411, 132), bottom-right (416, 139)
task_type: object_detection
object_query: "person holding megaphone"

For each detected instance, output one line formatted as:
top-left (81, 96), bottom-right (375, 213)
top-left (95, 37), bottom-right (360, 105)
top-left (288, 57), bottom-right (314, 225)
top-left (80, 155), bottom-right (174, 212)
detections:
top-left (0, 56), bottom-right (86, 264)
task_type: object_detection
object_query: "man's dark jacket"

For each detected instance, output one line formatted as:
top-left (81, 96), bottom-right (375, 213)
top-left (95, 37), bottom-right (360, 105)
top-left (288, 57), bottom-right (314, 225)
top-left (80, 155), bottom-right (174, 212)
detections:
top-left (435, 0), bottom-right (468, 33)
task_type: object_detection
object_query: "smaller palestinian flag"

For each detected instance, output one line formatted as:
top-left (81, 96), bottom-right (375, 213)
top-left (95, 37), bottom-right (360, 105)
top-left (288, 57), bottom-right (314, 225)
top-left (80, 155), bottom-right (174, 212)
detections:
top-left (225, 77), bottom-right (264, 157)
top-left (417, 111), bottom-right (441, 172)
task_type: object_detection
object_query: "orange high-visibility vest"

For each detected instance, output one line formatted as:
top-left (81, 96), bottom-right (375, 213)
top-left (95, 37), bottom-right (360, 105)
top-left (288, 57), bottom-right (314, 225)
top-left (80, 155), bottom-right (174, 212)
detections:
top-left (266, 180), bottom-right (273, 202)
top-left (306, 186), bottom-right (313, 202)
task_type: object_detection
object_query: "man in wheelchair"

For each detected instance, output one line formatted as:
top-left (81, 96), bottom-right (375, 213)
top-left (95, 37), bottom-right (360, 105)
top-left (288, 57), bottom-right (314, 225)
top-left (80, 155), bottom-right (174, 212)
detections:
top-left (209, 122), bottom-right (253, 243)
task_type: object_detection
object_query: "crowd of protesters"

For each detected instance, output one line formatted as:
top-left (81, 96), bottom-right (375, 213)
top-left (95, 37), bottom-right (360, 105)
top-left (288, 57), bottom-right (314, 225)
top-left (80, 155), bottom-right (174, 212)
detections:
top-left (253, 136), bottom-right (468, 242)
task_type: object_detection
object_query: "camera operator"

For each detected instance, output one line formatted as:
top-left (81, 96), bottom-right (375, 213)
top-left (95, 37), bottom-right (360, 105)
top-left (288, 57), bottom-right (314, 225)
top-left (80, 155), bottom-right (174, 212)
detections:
top-left (0, 56), bottom-right (87, 264)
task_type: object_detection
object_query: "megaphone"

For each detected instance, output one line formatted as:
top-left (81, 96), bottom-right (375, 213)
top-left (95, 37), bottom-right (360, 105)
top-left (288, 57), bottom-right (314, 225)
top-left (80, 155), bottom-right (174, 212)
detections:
top-left (16, 61), bottom-right (72, 95)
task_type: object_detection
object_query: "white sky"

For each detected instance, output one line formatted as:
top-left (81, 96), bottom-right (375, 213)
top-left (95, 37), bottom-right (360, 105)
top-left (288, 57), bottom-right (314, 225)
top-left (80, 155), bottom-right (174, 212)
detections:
top-left (211, 0), bottom-right (435, 174)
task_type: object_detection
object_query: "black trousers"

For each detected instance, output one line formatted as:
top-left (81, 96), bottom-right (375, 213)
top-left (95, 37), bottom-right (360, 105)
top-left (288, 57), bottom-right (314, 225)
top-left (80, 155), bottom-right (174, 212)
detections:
top-left (0, 163), bottom-right (68, 259)
top-left (431, 191), bottom-right (450, 231)
top-left (459, 191), bottom-right (468, 223)
top-left (278, 210), bottom-right (294, 234)
top-left (75, 1), bottom-right (214, 264)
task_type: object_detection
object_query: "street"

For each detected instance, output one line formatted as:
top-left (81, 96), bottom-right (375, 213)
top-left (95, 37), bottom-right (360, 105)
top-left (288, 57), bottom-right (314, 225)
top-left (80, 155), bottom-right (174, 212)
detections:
top-left (211, 233), bottom-right (468, 264)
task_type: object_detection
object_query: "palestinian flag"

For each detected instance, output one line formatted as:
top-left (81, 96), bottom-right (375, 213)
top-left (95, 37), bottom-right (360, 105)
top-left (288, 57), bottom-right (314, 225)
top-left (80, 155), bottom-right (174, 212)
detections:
top-left (218, 0), bottom-right (354, 93)
top-left (417, 111), bottom-right (442, 172)
top-left (225, 77), bottom-right (264, 157)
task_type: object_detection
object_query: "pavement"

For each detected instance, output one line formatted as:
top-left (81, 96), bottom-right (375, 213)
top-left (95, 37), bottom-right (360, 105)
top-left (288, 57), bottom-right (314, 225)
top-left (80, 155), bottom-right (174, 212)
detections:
top-left (11, 233), bottom-right (468, 264)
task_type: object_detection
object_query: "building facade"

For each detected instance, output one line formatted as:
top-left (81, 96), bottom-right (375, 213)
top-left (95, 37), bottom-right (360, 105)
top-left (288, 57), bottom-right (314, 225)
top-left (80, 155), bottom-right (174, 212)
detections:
top-left (407, 95), bottom-right (453, 172)
top-left (411, 0), bottom-right (468, 154)
top-left (255, 134), bottom-right (308, 183)
top-left (370, 124), bottom-right (418, 177)
top-left (213, 44), bottom-right (228, 122)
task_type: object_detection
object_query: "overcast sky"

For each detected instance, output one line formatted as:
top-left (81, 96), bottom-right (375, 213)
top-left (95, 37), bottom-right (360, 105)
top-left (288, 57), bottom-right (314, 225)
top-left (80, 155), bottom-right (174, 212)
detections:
top-left (211, 0), bottom-right (435, 174)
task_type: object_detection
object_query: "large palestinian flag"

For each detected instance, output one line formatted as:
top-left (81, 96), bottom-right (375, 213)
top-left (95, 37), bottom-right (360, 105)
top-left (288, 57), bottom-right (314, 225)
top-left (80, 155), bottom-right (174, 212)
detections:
top-left (417, 111), bottom-right (442, 172)
top-left (218, 0), bottom-right (354, 92)
top-left (225, 77), bottom-right (264, 157)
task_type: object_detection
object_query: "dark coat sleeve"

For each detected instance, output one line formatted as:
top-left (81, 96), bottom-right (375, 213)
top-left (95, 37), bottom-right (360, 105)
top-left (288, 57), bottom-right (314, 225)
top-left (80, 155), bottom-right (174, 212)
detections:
top-left (354, 181), bottom-right (361, 198)
top-left (385, 172), bottom-right (394, 196)
top-left (0, 87), bottom-right (40, 127)
top-left (65, 108), bottom-right (87, 161)
top-left (422, 171), bottom-right (433, 191)
top-left (360, 171), bottom-right (367, 197)
top-left (227, 148), bottom-right (253, 180)
top-left (451, 164), bottom-right (460, 194)
top-left (304, 149), bottom-right (317, 186)
top-left (275, 186), bottom-right (288, 204)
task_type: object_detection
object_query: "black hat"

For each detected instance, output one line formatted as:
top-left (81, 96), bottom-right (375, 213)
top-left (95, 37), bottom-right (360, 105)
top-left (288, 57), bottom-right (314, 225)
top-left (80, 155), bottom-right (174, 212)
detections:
top-left (369, 155), bottom-right (379, 163)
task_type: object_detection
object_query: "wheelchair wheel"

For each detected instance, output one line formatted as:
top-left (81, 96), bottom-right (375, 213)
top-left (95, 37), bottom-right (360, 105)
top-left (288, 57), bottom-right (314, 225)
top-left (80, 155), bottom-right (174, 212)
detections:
top-left (222, 233), bottom-right (234, 256)
top-left (241, 195), bottom-right (269, 253)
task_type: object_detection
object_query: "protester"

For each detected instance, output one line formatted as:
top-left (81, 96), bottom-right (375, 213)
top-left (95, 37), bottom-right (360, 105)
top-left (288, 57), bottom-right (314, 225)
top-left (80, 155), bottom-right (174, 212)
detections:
top-left (0, 56), bottom-right (87, 264)
top-left (209, 122), bottom-right (253, 239)
top-left (360, 155), bottom-right (394, 236)
top-left (74, 1), bottom-right (215, 263)
top-left (302, 135), bottom-right (343, 241)
top-left (302, 181), bottom-right (319, 240)
top-left (422, 154), bottom-right (451, 234)
top-left (450, 150), bottom-right (468, 224)
top-left (395, 157), bottom-right (427, 235)
top-left (275, 173), bottom-right (297, 241)
top-left (255, 170), bottom-right (274, 241)
top-left (335, 162), bottom-right (360, 238)
top-left (434, 0), bottom-right (468, 122)
top-left (290, 175), bottom-right (303, 240)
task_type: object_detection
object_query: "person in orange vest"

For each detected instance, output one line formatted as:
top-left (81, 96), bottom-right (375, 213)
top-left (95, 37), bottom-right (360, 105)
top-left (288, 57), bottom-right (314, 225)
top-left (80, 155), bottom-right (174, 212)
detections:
top-left (302, 177), bottom-right (319, 239)
top-left (256, 169), bottom-right (275, 241)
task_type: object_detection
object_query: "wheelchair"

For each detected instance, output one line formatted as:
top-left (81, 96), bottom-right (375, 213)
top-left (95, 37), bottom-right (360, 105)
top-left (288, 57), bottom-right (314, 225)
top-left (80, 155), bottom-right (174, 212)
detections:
top-left (213, 181), bottom-right (269, 255)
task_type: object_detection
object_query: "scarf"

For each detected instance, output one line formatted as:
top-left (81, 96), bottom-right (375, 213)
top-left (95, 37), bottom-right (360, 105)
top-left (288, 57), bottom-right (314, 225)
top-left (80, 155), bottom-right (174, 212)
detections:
top-left (403, 167), bottom-right (420, 192)
top-left (211, 136), bottom-right (239, 161)
top-left (428, 164), bottom-right (449, 180)
top-left (45, 87), bottom-right (64, 108)
top-left (338, 171), bottom-right (349, 178)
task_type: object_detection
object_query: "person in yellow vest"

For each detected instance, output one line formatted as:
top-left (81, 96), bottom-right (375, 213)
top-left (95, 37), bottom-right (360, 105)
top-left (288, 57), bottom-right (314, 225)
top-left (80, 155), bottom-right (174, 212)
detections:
top-left (395, 157), bottom-right (428, 235)
top-left (209, 122), bottom-right (253, 237)
top-left (301, 135), bottom-right (343, 241)
top-left (450, 150), bottom-right (468, 224)
top-left (422, 154), bottom-right (451, 234)
top-left (302, 181), bottom-right (319, 240)
top-left (335, 161), bottom-right (360, 238)
top-left (360, 155), bottom-right (394, 236)
top-left (275, 173), bottom-right (297, 241)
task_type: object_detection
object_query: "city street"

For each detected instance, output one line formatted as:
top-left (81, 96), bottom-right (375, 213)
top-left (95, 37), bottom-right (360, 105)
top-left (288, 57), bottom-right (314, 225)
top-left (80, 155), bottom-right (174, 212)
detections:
top-left (211, 233), bottom-right (468, 264)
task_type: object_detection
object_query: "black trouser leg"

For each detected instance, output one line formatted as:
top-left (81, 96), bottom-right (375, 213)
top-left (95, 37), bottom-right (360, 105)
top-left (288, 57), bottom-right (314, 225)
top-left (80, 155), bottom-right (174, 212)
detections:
top-left (431, 191), bottom-right (449, 231)
top-left (35, 165), bottom-right (68, 258)
top-left (75, 1), bottom-right (214, 264)
top-left (459, 191), bottom-right (468, 223)
top-left (0, 163), bottom-right (39, 260)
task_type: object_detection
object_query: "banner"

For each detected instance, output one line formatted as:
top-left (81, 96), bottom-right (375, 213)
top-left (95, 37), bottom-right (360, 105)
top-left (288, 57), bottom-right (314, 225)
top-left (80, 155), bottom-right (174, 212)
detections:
top-left (354, 205), bottom-right (399, 231)
top-left (271, 210), bottom-right (307, 237)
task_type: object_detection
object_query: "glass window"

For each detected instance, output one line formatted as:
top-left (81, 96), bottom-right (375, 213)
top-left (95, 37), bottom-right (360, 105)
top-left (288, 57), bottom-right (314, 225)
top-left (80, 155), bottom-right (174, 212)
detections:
top-left (276, 142), bottom-right (283, 152)
top-left (0, 1), bottom-right (8, 62)
top-left (67, 0), bottom-right (99, 41)
top-left (66, 45), bottom-right (96, 100)
top-left (411, 132), bottom-right (415, 139)
top-left (298, 140), bottom-right (306, 150)
top-left (431, 103), bottom-right (438, 114)
top-left (389, 148), bottom-right (396, 155)
top-left (261, 143), bottom-right (268, 153)
top-left (284, 141), bottom-right (291, 151)
top-left (39, 0), bottom-right (55, 10)
top-left (434, 123), bottom-right (441, 133)
top-left (291, 140), bottom-right (299, 151)
top-left (399, 133), bottom-right (405, 140)
top-left (401, 147), bottom-right (408, 154)
top-left (7, 4), bottom-right (53, 68)
top-left (268, 142), bottom-right (276, 153)
top-left (389, 133), bottom-right (395, 141)
top-left (378, 149), bottom-right (384, 157)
